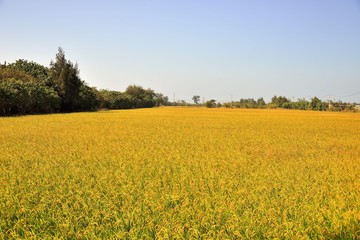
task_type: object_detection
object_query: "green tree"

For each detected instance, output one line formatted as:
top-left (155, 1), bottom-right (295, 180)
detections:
top-left (257, 97), bottom-right (266, 108)
top-left (6, 59), bottom-right (54, 87)
top-left (294, 98), bottom-right (310, 110)
top-left (125, 85), bottom-right (156, 108)
top-left (0, 67), bottom-right (60, 115)
top-left (205, 99), bottom-right (217, 108)
top-left (192, 95), bottom-right (200, 106)
top-left (0, 67), bottom-right (36, 83)
top-left (239, 98), bottom-right (257, 108)
top-left (0, 78), bottom-right (60, 115)
top-left (50, 47), bottom-right (82, 112)
top-left (154, 93), bottom-right (169, 106)
top-left (97, 89), bottom-right (136, 109)
top-left (76, 83), bottom-right (99, 111)
top-left (271, 95), bottom-right (290, 108)
top-left (310, 97), bottom-right (327, 111)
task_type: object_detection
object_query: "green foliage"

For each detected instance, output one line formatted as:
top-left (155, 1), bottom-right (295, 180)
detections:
top-left (293, 98), bottom-right (310, 110)
top-left (0, 67), bottom-right (36, 83)
top-left (228, 98), bottom-right (267, 109)
top-left (192, 95), bottom-right (200, 105)
top-left (97, 90), bottom-right (133, 109)
top-left (0, 78), bottom-right (28, 115)
top-left (271, 95), bottom-right (290, 108)
top-left (25, 83), bottom-right (61, 114)
top-left (310, 97), bottom-right (327, 111)
top-left (6, 59), bottom-right (54, 87)
top-left (6, 48), bottom-right (355, 116)
top-left (329, 100), bottom-right (356, 112)
top-left (223, 96), bottom-right (357, 112)
top-left (76, 83), bottom-right (99, 111)
top-left (125, 85), bottom-right (156, 108)
top-left (0, 78), bottom-right (60, 115)
top-left (97, 85), bottom-right (156, 109)
top-left (1, 48), bottom-right (167, 116)
top-left (256, 97), bottom-right (266, 107)
top-left (0, 67), bottom-right (61, 115)
top-left (50, 47), bottom-right (83, 112)
top-left (97, 86), bottom-right (160, 110)
top-left (205, 99), bottom-right (217, 108)
top-left (239, 98), bottom-right (257, 108)
top-left (154, 93), bottom-right (169, 106)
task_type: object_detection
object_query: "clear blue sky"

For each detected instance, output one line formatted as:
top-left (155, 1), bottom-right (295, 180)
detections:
top-left (1, 0), bottom-right (360, 103)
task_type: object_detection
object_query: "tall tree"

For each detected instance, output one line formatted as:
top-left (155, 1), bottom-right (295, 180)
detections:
top-left (50, 47), bottom-right (82, 112)
top-left (192, 95), bottom-right (200, 106)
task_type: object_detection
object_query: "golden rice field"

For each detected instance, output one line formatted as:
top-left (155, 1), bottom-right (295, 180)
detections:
top-left (0, 107), bottom-right (359, 239)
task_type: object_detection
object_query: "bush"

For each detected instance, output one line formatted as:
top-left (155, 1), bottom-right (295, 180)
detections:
top-left (205, 99), bottom-right (217, 108)
top-left (0, 78), bottom-right (60, 115)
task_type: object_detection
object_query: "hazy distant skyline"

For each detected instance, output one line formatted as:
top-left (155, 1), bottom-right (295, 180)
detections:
top-left (1, 0), bottom-right (360, 103)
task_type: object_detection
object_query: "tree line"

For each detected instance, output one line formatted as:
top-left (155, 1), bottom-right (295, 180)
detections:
top-left (1, 48), bottom-right (358, 116)
top-left (200, 96), bottom-right (358, 111)
top-left (173, 95), bottom-right (358, 112)
top-left (0, 48), bottom-right (168, 116)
